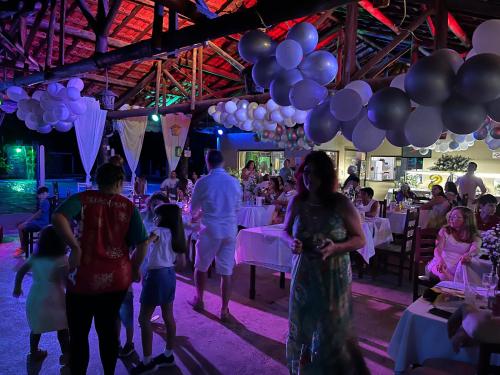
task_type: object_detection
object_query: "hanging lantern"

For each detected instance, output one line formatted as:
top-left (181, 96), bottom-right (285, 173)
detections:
top-left (97, 89), bottom-right (118, 110)
top-left (171, 124), bottom-right (181, 136)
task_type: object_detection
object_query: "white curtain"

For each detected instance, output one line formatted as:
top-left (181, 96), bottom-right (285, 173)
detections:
top-left (116, 117), bottom-right (148, 183)
top-left (161, 113), bottom-right (191, 171)
top-left (74, 98), bottom-right (107, 185)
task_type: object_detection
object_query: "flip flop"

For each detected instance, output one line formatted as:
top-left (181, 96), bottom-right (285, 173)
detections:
top-left (188, 298), bottom-right (204, 312)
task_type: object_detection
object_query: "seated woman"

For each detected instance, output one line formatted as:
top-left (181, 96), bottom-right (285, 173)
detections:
top-left (426, 206), bottom-right (481, 282)
top-left (357, 187), bottom-right (379, 218)
top-left (445, 181), bottom-right (462, 207)
top-left (265, 177), bottom-right (282, 205)
top-left (395, 183), bottom-right (418, 203)
top-left (476, 194), bottom-right (500, 231)
top-left (421, 185), bottom-right (452, 229)
top-left (271, 180), bottom-right (296, 224)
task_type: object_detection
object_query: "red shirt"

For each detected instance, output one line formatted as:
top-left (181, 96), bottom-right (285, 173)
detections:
top-left (475, 212), bottom-right (500, 232)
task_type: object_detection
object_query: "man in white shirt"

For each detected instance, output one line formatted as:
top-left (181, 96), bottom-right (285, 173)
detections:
top-left (160, 171), bottom-right (179, 200)
top-left (456, 162), bottom-right (487, 207)
top-left (190, 150), bottom-right (242, 321)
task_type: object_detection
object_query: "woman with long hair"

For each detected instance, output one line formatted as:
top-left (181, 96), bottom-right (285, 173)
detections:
top-left (421, 185), bottom-right (452, 229)
top-left (426, 206), bottom-right (481, 281)
top-left (285, 151), bottom-right (368, 374)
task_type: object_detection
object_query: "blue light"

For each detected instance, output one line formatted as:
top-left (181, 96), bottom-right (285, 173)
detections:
top-left (217, 129), bottom-right (224, 136)
top-left (151, 113), bottom-right (160, 122)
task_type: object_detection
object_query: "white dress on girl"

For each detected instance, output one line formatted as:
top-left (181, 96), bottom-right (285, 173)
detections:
top-left (357, 199), bottom-right (377, 214)
top-left (26, 256), bottom-right (68, 334)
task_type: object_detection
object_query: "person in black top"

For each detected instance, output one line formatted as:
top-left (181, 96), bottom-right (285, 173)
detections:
top-left (343, 165), bottom-right (360, 191)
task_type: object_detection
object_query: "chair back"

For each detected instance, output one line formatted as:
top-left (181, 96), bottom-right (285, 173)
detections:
top-left (401, 208), bottom-right (419, 254)
top-left (412, 226), bottom-right (438, 300)
top-left (378, 200), bottom-right (387, 218)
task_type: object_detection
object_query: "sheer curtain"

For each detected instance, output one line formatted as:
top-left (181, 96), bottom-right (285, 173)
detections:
top-left (116, 117), bottom-right (148, 183)
top-left (161, 113), bottom-right (191, 171)
top-left (74, 98), bottom-right (107, 185)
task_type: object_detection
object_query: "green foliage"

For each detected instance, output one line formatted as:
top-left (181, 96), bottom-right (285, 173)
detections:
top-left (429, 155), bottom-right (472, 172)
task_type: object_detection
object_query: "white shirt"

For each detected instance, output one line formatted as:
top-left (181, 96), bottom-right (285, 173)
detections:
top-left (456, 174), bottom-right (486, 201)
top-left (358, 199), bottom-right (377, 213)
top-left (160, 178), bottom-right (179, 190)
top-left (144, 227), bottom-right (176, 270)
top-left (190, 168), bottom-right (242, 239)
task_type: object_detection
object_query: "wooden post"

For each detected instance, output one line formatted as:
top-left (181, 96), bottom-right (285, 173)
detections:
top-left (342, 3), bottom-right (358, 85)
top-left (207, 41), bottom-right (245, 72)
top-left (434, 0), bottom-right (447, 50)
top-left (198, 47), bottom-right (203, 97)
top-left (411, 39), bottom-right (420, 64)
top-left (59, 0), bottom-right (66, 65)
top-left (336, 28), bottom-right (344, 86)
top-left (369, 47), bottom-right (411, 78)
top-left (162, 75), bottom-right (167, 106)
top-left (191, 48), bottom-right (197, 111)
top-left (45, 0), bottom-right (57, 69)
top-left (163, 69), bottom-right (189, 97)
top-left (153, 2), bottom-right (165, 52)
top-left (155, 60), bottom-right (162, 113)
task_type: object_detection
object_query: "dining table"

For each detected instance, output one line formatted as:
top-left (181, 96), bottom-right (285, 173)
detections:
top-left (388, 281), bottom-right (500, 373)
top-left (237, 204), bottom-right (276, 228)
top-left (387, 208), bottom-right (431, 234)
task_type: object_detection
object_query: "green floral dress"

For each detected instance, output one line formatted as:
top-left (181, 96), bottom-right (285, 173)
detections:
top-left (287, 200), bottom-right (362, 375)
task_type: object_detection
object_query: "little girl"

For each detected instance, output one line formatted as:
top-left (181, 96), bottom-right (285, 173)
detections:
top-left (132, 203), bottom-right (186, 375)
top-left (13, 225), bottom-right (70, 366)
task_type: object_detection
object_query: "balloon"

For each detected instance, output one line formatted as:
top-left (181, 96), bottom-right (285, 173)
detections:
top-left (208, 105), bottom-right (217, 115)
top-left (235, 108), bottom-right (248, 122)
top-left (253, 105), bottom-right (267, 120)
top-left (265, 99), bottom-right (279, 113)
top-left (404, 57), bottom-right (455, 105)
top-left (253, 120), bottom-right (264, 132)
top-left (275, 125), bottom-right (284, 135)
top-left (53, 104), bottom-right (70, 121)
top-left (6, 86), bottom-right (28, 102)
top-left (47, 82), bottom-right (64, 98)
top-left (299, 51), bottom-right (338, 86)
top-left (270, 69), bottom-right (303, 106)
top-left (345, 80), bottom-right (373, 105)
top-left (419, 149), bottom-right (430, 155)
top-left (304, 101), bottom-right (340, 144)
top-left (32, 90), bottom-right (44, 101)
top-left (276, 40), bottom-right (303, 70)
top-left (341, 107), bottom-right (367, 142)
top-left (472, 19), bottom-right (500, 55)
top-left (283, 118), bottom-right (296, 127)
top-left (67, 77), bottom-right (84, 92)
top-left (329, 88), bottom-right (362, 122)
top-left (43, 110), bottom-right (58, 124)
top-left (264, 122), bottom-right (277, 131)
top-left (431, 48), bottom-right (464, 73)
top-left (237, 100), bottom-right (249, 110)
top-left (465, 49), bottom-right (477, 60)
top-left (449, 141), bottom-right (460, 150)
top-left (270, 110), bottom-right (284, 123)
top-left (386, 129), bottom-right (410, 147)
top-left (66, 87), bottom-right (81, 101)
top-left (486, 96), bottom-right (500, 121)
top-left (487, 138), bottom-right (500, 150)
top-left (456, 54), bottom-right (500, 104)
top-left (39, 92), bottom-right (55, 111)
top-left (226, 114), bottom-right (238, 126)
top-left (390, 74), bottom-right (418, 108)
top-left (367, 87), bottom-right (411, 130)
top-left (68, 100), bottom-right (87, 115)
top-left (25, 112), bottom-right (40, 129)
top-left (438, 142), bottom-right (449, 153)
top-left (17, 99), bottom-right (31, 113)
top-left (216, 102), bottom-right (225, 112)
top-left (287, 22), bottom-right (318, 54)
top-left (241, 120), bottom-right (253, 131)
top-left (297, 126), bottom-right (305, 137)
top-left (252, 56), bottom-right (282, 89)
top-left (16, 108), bottom-right (28, 121)
top-left (289, 79), bottom-right (328, 110)
top-left (292, 109), bottom-right (308, 124)
top-left (452, 134), bottom-right (467, 143)
top-left (405, 106), bottom-right (444, 147)
top-left (441, 95), bottom-right (487, 134)
top-left (491, 126), bottom-right (500, 139)
top-left (37, 124), bottom-right (52, 134)
top-left (224, 101), bottom-right (237, 114)
top-left (352, 114), bottom-right (386, 152)
top-left (280, 106), bottom-right (295, 118)
top-left (238, 30), bottom-right (275, 64)
top-left (55, 121), bottom-right (73, 132)
top-left (213, 111), bottom-right (222, 123)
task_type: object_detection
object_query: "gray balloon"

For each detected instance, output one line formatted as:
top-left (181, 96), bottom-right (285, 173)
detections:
top-left (457, 53), bottom-right (500, 104)
top-left (270, 69), bottom-right (303, 106)
top-left (386, 129), bottom-right (410, 147)
top-left (404, 56), bottom-right (455, 105)
top-left (341, 107), bottom-right (367, 142)
top-left (367, 87), bottom-right (411, 130)
top-left (304, 100), bottom-right (341, 144)
top-left (299, 50), bottom-right (338, 86)
top-left (252, 56), bottom-right (282, 89)
top-left (486, 96), bottom-right (500, 121)
top-left (441, 95), bottom-right (487, 134)
top-left (238, 30), bottom-right (275, 64)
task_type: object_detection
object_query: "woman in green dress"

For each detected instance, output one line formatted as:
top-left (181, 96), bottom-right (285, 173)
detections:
top-left (285, 151), bottom-right (369, 375)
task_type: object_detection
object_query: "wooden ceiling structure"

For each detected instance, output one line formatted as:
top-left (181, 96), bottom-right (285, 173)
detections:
top-left (1, 0), bottom-right (500, 120)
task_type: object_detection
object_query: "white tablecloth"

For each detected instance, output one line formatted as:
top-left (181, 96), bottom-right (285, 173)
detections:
top-left (387, 209), bottom-right (431, 234)
top-left (388, 282), bottom-right (500, 373)
top-left (237, 205), bottom-right (275, 228)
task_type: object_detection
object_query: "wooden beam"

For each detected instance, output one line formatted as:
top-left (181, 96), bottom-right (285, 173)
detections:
top-left (191, 48), bottom-right (197, 110)
top-left (352, 7), bottom-right (433, 80)
top-left (115, 68), bottom-right (156, 108)
top-left (369, 47), bottom-right (411, 78)
top-left (358, 0), bottom-right (400, 34)
top-left (179, 61), bottom-right (241, 81)
top-left (198, 46), bottom-right (203, 97)
top-left (155, 60), bottom-right (162, 111)
top-left (152, 0), bottom-right (216, 23)
top-left (59, 0), bottom-right (66, 66)
top-left (82, 73), bottom-right (137, 87)
top-left (162, 75), bottom-right (167, 106)
top-left (19, 16), bottom-right (27, 48)
top-left (207, 41), bottom-right (245, 72)
top-left (102, 0), bottom-right (123, 36)
top-left (341, 3), bottom-right (358, 85)
top-left (153, 2), bottom-right (164, 52)
top-left (110, 4), bottom-right (142, 37)
top-left (75, 0), bottom-right (97, 30)
top-left (45, 0), bottom-right (57, 69)
top-left (163, 69), bottom-right (189, 97)
top-left (173, 64), bottom-right (214, 96)
top-left (434, 0), bottom-right (448, 50)
top-left (24, 1), bottom-right (49, 56)
top-left (200, 84), bottom-right (244, 99)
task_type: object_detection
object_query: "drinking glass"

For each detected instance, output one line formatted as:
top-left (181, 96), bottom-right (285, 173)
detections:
top-left (290, 360), bottom-right (300, 375)
top-left (483, 273), bottom-right (493, 290)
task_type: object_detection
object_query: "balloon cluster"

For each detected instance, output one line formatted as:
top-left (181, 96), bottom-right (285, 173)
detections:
top-left (257, 124), bottom-right (314, 151)
top-left (208, 98), bottom-right (308, 132)
top-left (6, 78), bottom-right (87, 133)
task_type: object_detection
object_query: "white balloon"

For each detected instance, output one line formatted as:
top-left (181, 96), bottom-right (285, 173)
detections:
top-left (224, 101), bottom-right (238, 114)
top-left (16, 108), bottom-right (28, 121)
top-left (283, 118), bottom-right (296, 127)
top-left (56, 87), bottom-right (68, 101)
top-left (235, 108), bottom-right (248, 122)
top-left (54, 121), bottom-right (73, 132)
top-left (280, 106), bottom-right (295, 118)
top-left (213, 111), bottom-right (222, 123)
top-left (32, 90), bottom-right (44, 101)
top-left (54, 104), bottom-right (70, 121)
top-left (66, 87), bottom-right (81, 101)
top-left (405, 106), bottom-right (444, 147)
top-left (17, 99), bottom-right (31, 113)
top-left (47, 82), bottom-right (64, 98)
top-left (253, 120), bottom-right (264, 131)
top-left (266, 99), bottom-right (280, 113)
top-left (208, 105), bottom-right (217, 115)
top-left (345, 80), bottom-right (373, 105)
top-left (43, 110), bottom-right (58, 125)
top-left (438, 142), bottom-right (449, 152)
top-left (472, 19), bottom-right (500, 55)
top-left (68, 100), bottom-right (86, 115)
top-left (216, 102), bottom-right (225, 112)
top-left (67, 77), bottom-right (85, 92)
top-left (223, 122), bottom-right (233, 129)
top-left (352, 115), bottom-right (386, 152)
top-left (419, 148), bottom-right (430, 155)
top-left (226, 114), bottom-right (238, 126)
top-left (292, 109), bottom-right (308, 124)
top-left (220, 113), bottom-right (229, 124)
top-left (237, 100), bottom-right (249, 110)
top-left (254, 105), bottom-right (267, 120)
top-left (264, 122), bottom-right (277, 131)
top-left (25, 112), bottom-right (40, 130)
top-left (270, 110), bottom-right (284, 123)
top-left (465, 133), bottom-right (475, 142)
top-left (37, 124), bottom-right (53, 134)
top-left (465, 49), bottom-right (477, 60)
top-left (241, 120), bottom-right (253, 131)
top-left (6, 86), bottom-right (28, 102)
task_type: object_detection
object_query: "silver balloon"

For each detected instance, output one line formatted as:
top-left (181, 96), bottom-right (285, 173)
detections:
top-left (269, 69), bottom-right (303, 106)
top-left (252, 56), bottom-right (282, 89)
top-left (456, 54), bottom-right (500, 104)
top-left (404, 56), bottom-right (455, 106)
top-left (287, 22), bottom-right (318, 54)
top-left (441, 95), bottom-right (487, 134)
top-left (352, 114), bottom-right (386, 152)
top-left (386, 129), bottom-right (410, 147)
top-left (289, 79), bottom-right (328, 111)
top-left (367, 87), bottom-right (411, 130)
top-left (304, 100), bottom-right (341, 144)
top-left (405, 106), bottom-right (444, 147)
top-left (238, 30), bottom-right (275, 64)
top-left (299, 51), bottom-right (338, 86)
top-left (341, 108), bottom-right (367, 142)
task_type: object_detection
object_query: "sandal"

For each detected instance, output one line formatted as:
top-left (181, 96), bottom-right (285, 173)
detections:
top-left (188, 298), bottom-right (204, 312)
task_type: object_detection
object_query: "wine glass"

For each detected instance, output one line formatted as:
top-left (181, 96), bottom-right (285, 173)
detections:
top-left (483, 273), bottom-right (493, 290)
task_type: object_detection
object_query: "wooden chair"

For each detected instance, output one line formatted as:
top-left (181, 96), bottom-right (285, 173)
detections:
top-left (412, 227), bottom-right (438, 301)
top-left (27, 198), bottom-right (59, 258)
top-left (374, 208), bottom-right (419, 286)
top-left (378, 199), bottom-right (387, 218)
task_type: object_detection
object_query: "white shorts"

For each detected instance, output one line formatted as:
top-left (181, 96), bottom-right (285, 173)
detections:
top-left (194, 231), bottom-right (236, 276)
